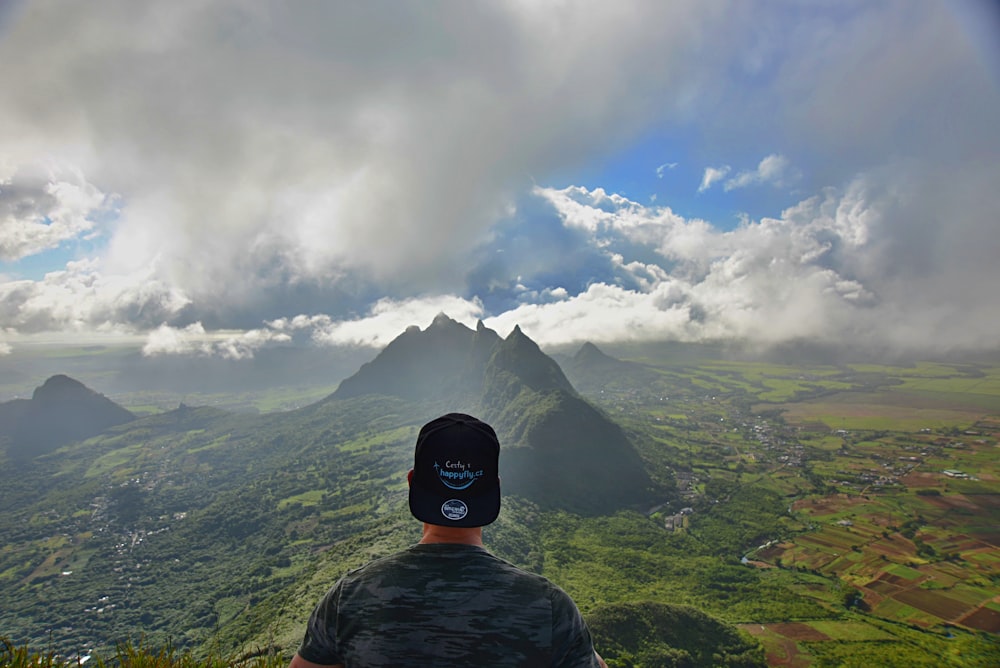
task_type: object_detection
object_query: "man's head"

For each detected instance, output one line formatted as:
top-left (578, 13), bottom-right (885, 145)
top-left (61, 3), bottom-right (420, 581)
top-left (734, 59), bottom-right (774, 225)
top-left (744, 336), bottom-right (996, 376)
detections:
top-left (408, 413), bottom-right (501, 528)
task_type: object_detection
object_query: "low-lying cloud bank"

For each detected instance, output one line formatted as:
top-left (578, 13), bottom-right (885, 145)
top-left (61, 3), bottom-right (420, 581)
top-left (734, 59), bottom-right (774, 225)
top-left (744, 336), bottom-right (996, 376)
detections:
top-left (1, 154), bottom-right (998, 359)
top-left (102, 162), bottom-right (998, 361)
top-left (497, 168), bottom-right (1000, 354)
top-left (0, 1), bottom-right (997, 360)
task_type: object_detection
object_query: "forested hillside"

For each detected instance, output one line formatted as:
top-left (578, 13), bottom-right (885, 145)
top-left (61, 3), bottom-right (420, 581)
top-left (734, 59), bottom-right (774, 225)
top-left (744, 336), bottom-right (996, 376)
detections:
top-left (2, 325), bottom-right (999, 667)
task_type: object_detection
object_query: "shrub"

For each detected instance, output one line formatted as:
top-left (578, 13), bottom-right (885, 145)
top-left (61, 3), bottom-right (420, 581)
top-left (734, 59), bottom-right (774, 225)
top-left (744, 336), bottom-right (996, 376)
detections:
top-left (0, 637), bottom-right (286, 668)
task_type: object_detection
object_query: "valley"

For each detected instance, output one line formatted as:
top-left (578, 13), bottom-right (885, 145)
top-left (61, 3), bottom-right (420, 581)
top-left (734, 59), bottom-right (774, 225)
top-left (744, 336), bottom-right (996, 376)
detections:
top-left (1, 328), bottom-right (999, 667)
top-left (570, 352), bottom-right (1000, 665)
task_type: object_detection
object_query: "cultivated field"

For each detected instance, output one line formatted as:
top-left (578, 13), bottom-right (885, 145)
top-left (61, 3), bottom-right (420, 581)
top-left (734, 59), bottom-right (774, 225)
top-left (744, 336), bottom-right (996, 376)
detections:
top-left (589, 350), bottom-right (1000, 665)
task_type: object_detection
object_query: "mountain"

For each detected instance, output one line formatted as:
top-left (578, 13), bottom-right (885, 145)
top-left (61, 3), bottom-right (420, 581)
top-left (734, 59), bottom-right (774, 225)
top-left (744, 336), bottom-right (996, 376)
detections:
top-left (0, 375), bottom-right (136, 460)
top-left (588, 601), bottom-right (766, 667)
top-left (0, 398), bottom-right (30, 434)
top-left (332, 314), bottom-right (658, 514)
top-left (0, 320), bottom-right (657, 657)
top-left (5, 337), bottom-right (999, 665)
top-left (333, 314), bottom-right (503, 401)
top-left (559, 341), bottom-right (664, 394)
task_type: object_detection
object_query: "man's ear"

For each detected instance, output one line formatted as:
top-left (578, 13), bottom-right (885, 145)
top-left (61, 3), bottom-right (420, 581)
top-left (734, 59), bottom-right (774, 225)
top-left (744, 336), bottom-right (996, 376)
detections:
top-left (407, 469), bottom-right (414, 485)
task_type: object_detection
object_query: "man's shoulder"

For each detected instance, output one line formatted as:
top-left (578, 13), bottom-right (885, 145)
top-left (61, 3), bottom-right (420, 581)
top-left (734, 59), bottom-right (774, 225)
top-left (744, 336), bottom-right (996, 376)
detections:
top-left (341, 544), bottom-right (562, 594)
top-left (319, 544), bottom-right (597, 666)
top-left (479, 552), bottom-right (560, 589)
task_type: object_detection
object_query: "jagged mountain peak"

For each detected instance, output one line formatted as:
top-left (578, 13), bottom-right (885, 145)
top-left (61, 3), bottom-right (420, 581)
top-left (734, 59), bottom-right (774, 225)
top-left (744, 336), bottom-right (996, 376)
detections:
top-left (332, 315), bottom-right (482, 400)
top-left (333, 314), bottom-right (575, 399)
top-left (329, 315), bottom-right (656, 514)
top-left (471, 320), bottom-right (503, 364)
top-left (427, 312), bottom-right (473, 333)
top-left (474, 319), bottom-right (501, 342)
top-left (490, 325), bottom-right (574, 394)
top-left (430, 311), bottom-right (454, 326)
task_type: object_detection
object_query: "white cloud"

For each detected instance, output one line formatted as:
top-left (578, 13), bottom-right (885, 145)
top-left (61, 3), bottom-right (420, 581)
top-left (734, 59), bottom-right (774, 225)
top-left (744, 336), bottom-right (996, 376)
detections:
top-left (141, 322), bottom-right (292, 360)
top-left (513, 285), bottom-right (571, 304)
top-left (0, 163), bottom-right (114, 261)
top-left (537, 184), bottom-right (709, 265)
top-left (0, 1), bottom-right (995, 358)
top-left (213, 328), bottom-right (293, 361)
top-left (724, 153), bottom-right (791, 191)
top-left (656, 162), bottom-right (678, 178)
top-left (698, 166), bottom-right (731, 193)
top-left (0, 259), bottom-right (190, 333)
top-left (142, 323), bottom-right (209, 357)
top-left (0, 0), bottom-right (724, 314)
top-left (306, 295), bottom-right (485, 348)
top-left (486, 282), bottom-right (699, 346)
top-left (11, 157), bottom-right (996, 358)
top-left (525, 172), bottom-right (1000, 353)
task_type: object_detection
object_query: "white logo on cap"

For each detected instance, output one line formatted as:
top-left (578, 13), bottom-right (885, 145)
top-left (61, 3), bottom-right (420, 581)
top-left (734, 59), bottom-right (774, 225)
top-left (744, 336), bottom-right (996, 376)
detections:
top-left (441, 499), bottom-right (468, 521)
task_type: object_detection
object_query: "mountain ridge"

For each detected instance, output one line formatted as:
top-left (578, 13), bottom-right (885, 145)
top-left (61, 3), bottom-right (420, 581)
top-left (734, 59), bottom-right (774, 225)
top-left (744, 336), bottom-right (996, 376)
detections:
top-left (330, 314), bottom-right (658, 514)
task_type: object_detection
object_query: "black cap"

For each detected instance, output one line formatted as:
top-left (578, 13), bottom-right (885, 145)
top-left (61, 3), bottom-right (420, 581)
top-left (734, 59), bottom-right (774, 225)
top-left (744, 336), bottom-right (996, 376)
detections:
top-left (408, 413), bottom-right (501, 527)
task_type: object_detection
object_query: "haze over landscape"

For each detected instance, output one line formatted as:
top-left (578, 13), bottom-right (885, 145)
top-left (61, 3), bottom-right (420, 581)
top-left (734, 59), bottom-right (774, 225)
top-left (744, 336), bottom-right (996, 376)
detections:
top-left (3, 314), bottom-right (1000, 665)
top-left (3, 5), bottom-right (1000, 665)
top-left (1, 0), bottom-right (998, 372)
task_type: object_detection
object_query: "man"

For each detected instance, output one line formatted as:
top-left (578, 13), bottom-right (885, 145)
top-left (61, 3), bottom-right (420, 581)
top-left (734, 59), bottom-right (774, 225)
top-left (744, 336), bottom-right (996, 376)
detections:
top-left (289, 413), bottom-right (607, 668)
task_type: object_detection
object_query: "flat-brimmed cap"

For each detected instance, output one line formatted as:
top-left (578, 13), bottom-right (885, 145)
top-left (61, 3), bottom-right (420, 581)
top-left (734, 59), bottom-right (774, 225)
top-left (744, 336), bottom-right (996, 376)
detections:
top-left (408, 413), bottom-right (501, 527)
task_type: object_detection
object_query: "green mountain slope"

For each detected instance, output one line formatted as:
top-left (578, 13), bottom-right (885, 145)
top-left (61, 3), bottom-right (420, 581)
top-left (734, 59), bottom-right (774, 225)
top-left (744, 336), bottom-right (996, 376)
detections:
top-left (559, 341), bottom-right (664, 394)
top-left (0, 318), bottom-right (665, 657)
top-left (332, 313), bottom-right (496, 401)
top-left (589, 601), bottom-right (767, 667)
top-left (5, 335), bottom-right (1000, 665)
top-left (332, 315), bottom-right (659, 514)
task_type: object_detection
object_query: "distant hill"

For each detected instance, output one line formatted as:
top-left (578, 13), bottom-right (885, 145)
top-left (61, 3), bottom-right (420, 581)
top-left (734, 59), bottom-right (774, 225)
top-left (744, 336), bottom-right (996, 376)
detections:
top-left (558, 341), bottom-right (664, 394)
top-left (0, 375), bottom-right (135, 460)
top-left (588, 601), bottom-right (766, 667)
top-left (332, 314), bottom-right (657, 514)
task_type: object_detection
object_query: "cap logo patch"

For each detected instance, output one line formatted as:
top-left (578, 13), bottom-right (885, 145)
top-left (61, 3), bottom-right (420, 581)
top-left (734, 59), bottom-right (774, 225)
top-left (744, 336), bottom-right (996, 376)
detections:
top-left (434, 460), bottom-right (484, 490)
top-left (410, 413), bottom-right (501, 527)
top-left (441, 499), bottom-right (469, 521)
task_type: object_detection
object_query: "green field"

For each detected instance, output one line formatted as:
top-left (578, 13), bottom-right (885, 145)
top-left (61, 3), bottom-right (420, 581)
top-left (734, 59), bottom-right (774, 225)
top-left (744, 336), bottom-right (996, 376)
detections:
top-left (3, 345), bottom-right (1000, 666)
top-left (581, 349), bottom-right (1000, 663)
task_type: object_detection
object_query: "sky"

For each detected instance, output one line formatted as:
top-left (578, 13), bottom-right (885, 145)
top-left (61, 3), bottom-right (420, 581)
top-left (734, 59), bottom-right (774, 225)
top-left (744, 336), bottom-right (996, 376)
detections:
top-left (1, 0), bottom-right (999, 361)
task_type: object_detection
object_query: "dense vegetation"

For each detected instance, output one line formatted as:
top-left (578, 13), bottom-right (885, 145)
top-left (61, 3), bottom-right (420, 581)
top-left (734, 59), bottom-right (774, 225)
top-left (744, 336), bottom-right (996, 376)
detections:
top-left (1, 637), bottom-right (284, 668)
top-left (2, 333), bottom-right (1000, 666)
top-left (588, 602), bottom-right (766, 667)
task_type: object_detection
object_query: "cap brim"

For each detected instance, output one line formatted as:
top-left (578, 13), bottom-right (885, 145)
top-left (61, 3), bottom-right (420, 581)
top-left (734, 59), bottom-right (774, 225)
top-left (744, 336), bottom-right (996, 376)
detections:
top-left (409, 483), bottom-right (501, 528)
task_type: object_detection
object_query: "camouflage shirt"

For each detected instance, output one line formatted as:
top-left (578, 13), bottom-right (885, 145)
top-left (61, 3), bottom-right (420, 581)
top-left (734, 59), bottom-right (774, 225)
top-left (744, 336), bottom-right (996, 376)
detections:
top-left (297, 543), bottom-right (602, 667)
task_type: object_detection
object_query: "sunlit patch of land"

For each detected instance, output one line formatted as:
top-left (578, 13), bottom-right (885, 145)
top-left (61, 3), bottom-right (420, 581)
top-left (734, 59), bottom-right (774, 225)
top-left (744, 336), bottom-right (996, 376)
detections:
top-left (3, 344), bottom-right (1000, 665)
top-left (573, 348), bottom-right (1000, 663)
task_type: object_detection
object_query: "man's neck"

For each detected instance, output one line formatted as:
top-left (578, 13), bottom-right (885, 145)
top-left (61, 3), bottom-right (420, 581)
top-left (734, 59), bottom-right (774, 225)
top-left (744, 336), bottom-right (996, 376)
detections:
top-left (419, 523), bottom-right (484, 547)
